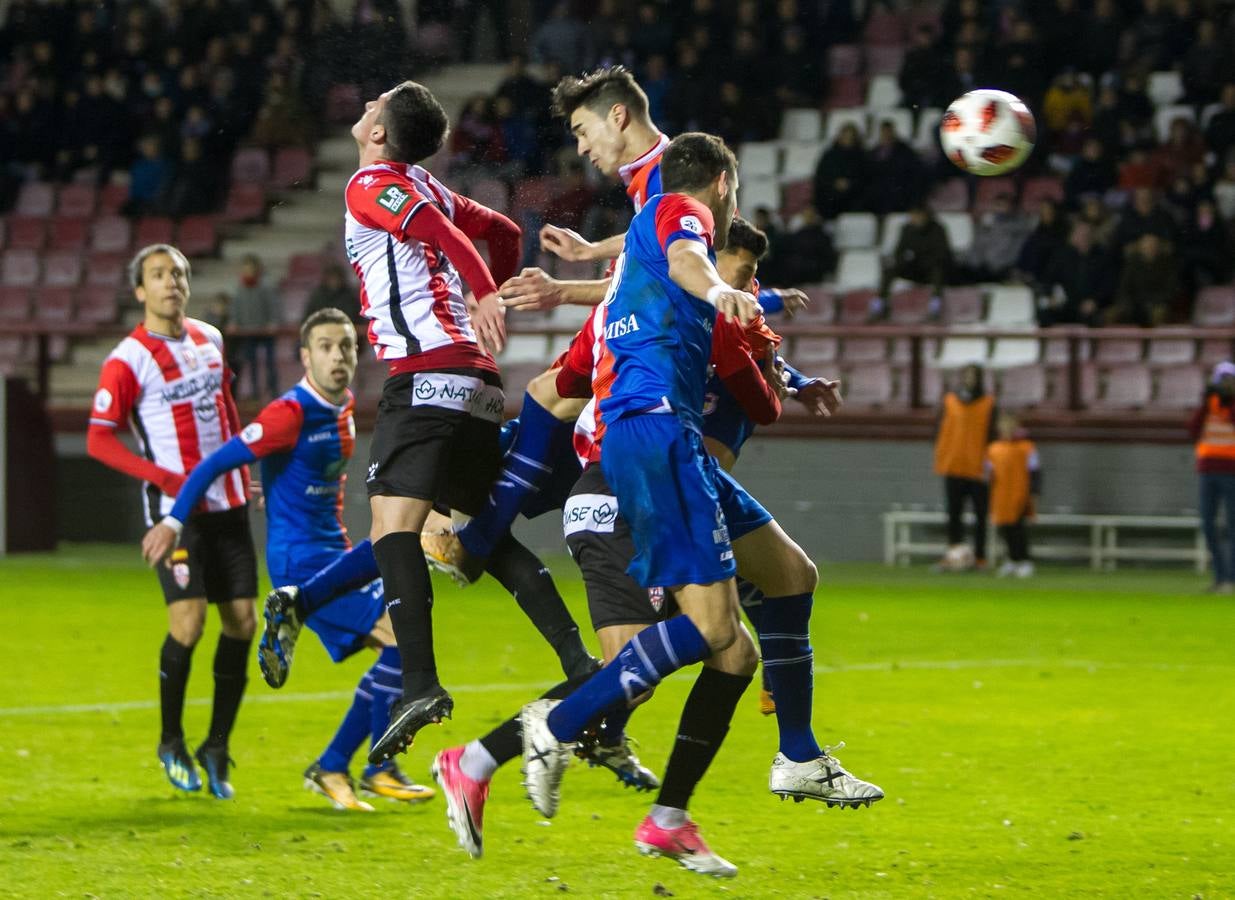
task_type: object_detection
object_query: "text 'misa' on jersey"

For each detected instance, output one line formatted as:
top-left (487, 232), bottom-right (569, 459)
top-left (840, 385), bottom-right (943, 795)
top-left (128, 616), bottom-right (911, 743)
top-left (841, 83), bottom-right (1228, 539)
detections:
top-left (344, 161), bottom-right (494, 374)
top-left (599, 192), bottom-right (719, 434)
top-left (91, 318), bottom-right (245, 525)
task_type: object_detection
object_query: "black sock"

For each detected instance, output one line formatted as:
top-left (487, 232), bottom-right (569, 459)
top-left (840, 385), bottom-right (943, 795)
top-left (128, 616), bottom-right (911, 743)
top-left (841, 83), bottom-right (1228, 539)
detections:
top-left (373, 532), bottom-right (438, 697)
top-left (656, 668), bottom-right (752, 811)
top-left (159, 635), bottom-right (193, 745)
top-left (478, 673), bottom-right (589, 765)
top-left (486, 535), bottom-right (594, 679)
top-left (206, 634), bottom-right (251, 747)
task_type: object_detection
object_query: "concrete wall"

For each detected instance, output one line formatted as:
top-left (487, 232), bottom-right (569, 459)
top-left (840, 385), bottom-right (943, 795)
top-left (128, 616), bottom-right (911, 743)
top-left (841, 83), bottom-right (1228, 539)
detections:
top-left (53, 433), bottom-right (1199, 563)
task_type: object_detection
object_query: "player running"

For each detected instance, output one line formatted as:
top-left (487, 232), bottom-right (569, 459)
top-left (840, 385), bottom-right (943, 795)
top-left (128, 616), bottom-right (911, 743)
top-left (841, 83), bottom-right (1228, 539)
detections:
top-left (140, 308), bottom-right (436, 811)
top-left (87, 244), bottom-right (257, 799)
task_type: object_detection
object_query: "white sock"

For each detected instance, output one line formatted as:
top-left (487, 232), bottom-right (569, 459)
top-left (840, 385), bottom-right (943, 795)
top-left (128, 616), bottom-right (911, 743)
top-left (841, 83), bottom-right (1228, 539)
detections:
top-left (650, 803), bottom-right (688, 829)
top-left (459, 740), bottom-right (498, 782)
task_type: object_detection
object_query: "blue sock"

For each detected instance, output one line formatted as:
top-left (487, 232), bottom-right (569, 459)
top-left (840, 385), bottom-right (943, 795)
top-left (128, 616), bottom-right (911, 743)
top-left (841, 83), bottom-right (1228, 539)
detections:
top-left (300, 540), bottom-right (380, 614)
top-left (547, 617), bottom-right (711, 742)
top-left (759, 593), bottom-right (822, 762)
top-left (363, 647), bottom-right (403, 777)
top-left (457, 393), bottom-right (572, 559)
top-left (318, 674), bottom-right (374, 773)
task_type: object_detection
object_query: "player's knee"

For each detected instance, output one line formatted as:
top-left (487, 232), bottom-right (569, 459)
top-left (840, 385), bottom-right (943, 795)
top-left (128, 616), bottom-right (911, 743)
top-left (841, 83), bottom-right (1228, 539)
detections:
top-left (527, 368), bottom-right (560, 408)
top-left (793, 554), bottom-right (819, 594)
top-left (697, 616), bottom-right (738, 654)
top-left (169, 618), bottom-right (205, 647)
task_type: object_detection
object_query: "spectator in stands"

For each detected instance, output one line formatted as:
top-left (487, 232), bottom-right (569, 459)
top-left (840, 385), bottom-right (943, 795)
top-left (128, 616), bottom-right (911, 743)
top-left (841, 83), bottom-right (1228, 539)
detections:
top-left (1090, 83), bottom-right (1128, 155)
top-left (449, 95), bottom-right (507, 178)
top-left (204, 291), bottom-right (232, 332)
top-left (899, 25), bottom-right (950, 111)
top-left (1153, 117), bottom-right (1208, 187)
top-left (769, 205), bottom-right (835, 286)
top-left (1214, 155), bottom-right (1235, 221)
top-left (250, 71), bottom-right (312, 149)
top-left (937, 46), bottom-right (981, 110)
top-left (1064, 138), bottom-right (1117, 206)
top-left (303, 264), bottom-right (361, 325)
top-left (1132, 0), bottom-right (1173, 70)
top-left (166, 136), bottom-right (221, 216)
top-left (879, 205), bottom-right (951, 308)
top-left (496, 55), bottom-right (550, 126)
top-left (1204, 85), bottom-right (1235, 164)
top-left (1039, 222), bottom-right (1115, 327)
top-left (700, 80), bottom-right (776, 145)
top-left (494, 95), bottom-right (541, 177)
top-left (230, 254), bottom-right (279, 399)
top-left (531, 2), bottom-right (593, 76)
top-left (1079, 0), bottom-right (1123, 79)
top-left (866, 120), bottom-right (926, 215)
top-left (1110, 233), bottom-right (1178, 326)
top-left (1015, 200), bottom-right (1068, 293)
top-left (958, 192), bottom-right (1034, 283)
top-left (1077, 194), bottom-right (1118, 248)
top-left (813, 123), bottom-right (868, 219)
top-left (631, 2), bottom-right (674, 61)
top-left (1190, 361), bottom-right (1235, 594)
top-left (1118, 146), bottom-right (1159, 191)
top-left (933, 363), bottom-right (996, 571)
top-left (1113, 187), bottom-right (1177, 250)
top-left (1042, 69), bottom-right (1092, 137)
top-left (127, 134), bottom-right (172, 215)
top-left (770, 26), bottom-right (824, 109)
top-left (1181, 19), bottom-right (1230, 105)
top-left (1179, 199), bottom-right (1232, 292)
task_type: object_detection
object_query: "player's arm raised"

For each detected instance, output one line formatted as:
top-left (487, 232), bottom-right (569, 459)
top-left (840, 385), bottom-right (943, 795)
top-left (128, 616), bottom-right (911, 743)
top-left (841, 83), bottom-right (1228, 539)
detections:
top-left (499, 268), bottom-right (610, 312)
top-left (667, 239), bottom-right (760, 326)
top-left (540, 224), bottom-right (626, 262)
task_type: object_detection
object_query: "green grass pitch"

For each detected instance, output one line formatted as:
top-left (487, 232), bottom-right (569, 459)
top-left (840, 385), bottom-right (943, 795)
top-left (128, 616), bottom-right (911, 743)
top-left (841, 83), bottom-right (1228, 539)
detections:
top-left (0, 546), bottom-right (1231, 898)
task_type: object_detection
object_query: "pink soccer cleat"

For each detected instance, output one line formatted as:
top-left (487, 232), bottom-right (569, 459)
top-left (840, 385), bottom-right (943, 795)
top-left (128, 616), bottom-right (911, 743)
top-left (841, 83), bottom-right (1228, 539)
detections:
top-left (431, 746), bottom-right (490, 858)
top-left (633, 814), bottom-right (737, 878)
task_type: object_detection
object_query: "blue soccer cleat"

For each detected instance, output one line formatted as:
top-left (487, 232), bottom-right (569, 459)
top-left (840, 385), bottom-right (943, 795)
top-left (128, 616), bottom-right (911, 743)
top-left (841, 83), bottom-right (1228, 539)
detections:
top-left (259, 585), bottom-right (305, 689)
top-left (158, 739), bottom-right (202, 793)
top-left (195, 742), bottom-right (235, 799)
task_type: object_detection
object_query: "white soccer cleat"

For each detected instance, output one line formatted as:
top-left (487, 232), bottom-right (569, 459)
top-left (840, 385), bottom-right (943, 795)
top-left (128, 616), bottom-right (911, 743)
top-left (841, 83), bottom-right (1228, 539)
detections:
top-left (520, 698), bottom-right (574, 818)
top-left (769, 743), bottom-right (884, 808)
top-left (996, 560), bottom-right (1017, 578)
top-left (1014, 561), bottom-right (1035, 578)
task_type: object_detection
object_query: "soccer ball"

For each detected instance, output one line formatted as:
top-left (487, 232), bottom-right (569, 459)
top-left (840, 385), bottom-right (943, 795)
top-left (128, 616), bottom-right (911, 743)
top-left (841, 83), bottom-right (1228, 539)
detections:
top-left (939, 89), bottom-right (1036, 176)
top-left (941, 543), bottom-right (975, 571)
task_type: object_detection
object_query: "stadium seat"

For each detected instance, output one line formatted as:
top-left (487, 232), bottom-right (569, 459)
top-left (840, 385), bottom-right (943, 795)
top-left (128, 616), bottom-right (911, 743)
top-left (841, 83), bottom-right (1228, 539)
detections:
top-left (836, 250), bottom-right (881, 291)
top-left (869, 109), bottom-right (913, 145)
top-left (0, 286), bottom-right (30, 321)
top-left (863, 8), bottom-right (905, 44)
top-left (912, 107), bottom-right (944, 154)
top-left (2, 249), bottom-right (40, 286)
top-left (942, 286), bottom-right (983, 324)
top-left (791, 336), bottom-right (838, 364)
top-left (888, 286), bottom-right (932, 324)
top-left (865, 74), bottom-right (903, 109)
top-left (1019, 177), bottom-right (1065, 211)
top-left (272, 147), bottom-right (314, 188)
top-left (834, 212), bottom-right (878, 250)
top-left (90, 216), bottom-right (132, 254)
top-left (933, 336), bottom-right (988, 368)
top-left (824, 108), bottom-right (869, 145)
top-left (892, 363), bottom-right (942, 406)
top-left (865, 44), bottom-right (906, 75)
top-left (5, 216), bottom-right (47, 251)
top-left (99, 182), bottom-right (130, 215)
top-left (42, 251), bottom-right (83, 287)
top-left (230, 147), bottom-right (271, 184)
top-left (738, 142), bottom-right (781, 178)
top-left (1094, 337), bottom-right (1143, 364)
top-left (988, 337), bottom-right (1039, 368)
top-left (825, 76), bottom-right (866, 110)
top-left (57, 183), bottom-right (98, 218)
top-left (879, 212), bottom-right (910, 257)
top-left (223, 184), bottom-right (268, 223)
top-left (1095, 364), bottom-right (1152, 409)
top-left (177, 216), bottom-right (219, 256)
top-left (0, 336), bottom-right (29, 370)
top-left (973, 178), bottom-right (1018, 216)
top-left (49, 217), bottom-right (88, 251)
top-left (997, 365), bottom-right (1046, 407)
top-left (780, 109), bottom-right (824, 143)
top-left (1199, 338), bottom-right (1234, 364)
top-left (278, 283), bottom-right (313, 324)
top-left (499, 361), bottom-right (548, 398)
top-left (780, 141), bottom-right (824, 182)
top-left (889, 334), bottom-right (938, 364)
top-left (984, 285), bottom-right (1035, 326)
top-left (1152, 366), bottom-right (1204, 409)
top-left (739, 176), bottom-right (781, 213)
top-left (1147, 70), bottom-right (1185, 107)
top-left (927, 177), bottom-right (968, 212)
top-left (826, 44), bottom-right (862, 77)
top-left (797, 285), bottom-right (836, 322)
top-left (781, 178), bottom-right (814, 218)
top-left (15, 182), bottom-right (55, 217)
top-left (1043, 334), bottom-right (1093, 365)
top-left (1047, 363), bottom-right (1098, 406)
top-left (286, 253), bottom-right (325, 286)
top-left (842, 363), bottom-right (895, 406)
top-left (838, 288), bottom-right (878, 323)
top-left (1201, 102), bottom-right (1224, 130)
top-left (842, 336), bottom-right (887, 362)
top-left (326, 83), bottom-right (362, 124)
top-left (36, 286), bottom-right (75, 322)
top-left (549, 303), bottom-right (592, 329)
top-left (1154, 105), bottom-right (1195, 142)
top-left (938, 212), bottom-right (974, 254)
top-left (135, 216), bottom-right (175, 248)
top-left (468, 177), bottom-right (510, 215)
top-left (1193, 286), bottom-right (1235, 326)
top-left (85, 253), bottom-right (127, 288)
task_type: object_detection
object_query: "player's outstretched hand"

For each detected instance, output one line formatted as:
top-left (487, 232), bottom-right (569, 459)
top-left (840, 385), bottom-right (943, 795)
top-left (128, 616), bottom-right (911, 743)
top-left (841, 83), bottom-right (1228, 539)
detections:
top-left (791, 377), bottom-right (843, 417)
top-left (141, 522), bottom-right (178, 567)
top-left (778, 288), bottom-right (810, 318)
top-left (500, 268), bottom-right (564, 311)
top-left (540, 224), bottom-right (596, 261)
top-left (762, 352), bottom-right (791, 401)
top-left (473, 291), bottom-right (506, 357)
top-left (712, 288), bottom-right (761, 327)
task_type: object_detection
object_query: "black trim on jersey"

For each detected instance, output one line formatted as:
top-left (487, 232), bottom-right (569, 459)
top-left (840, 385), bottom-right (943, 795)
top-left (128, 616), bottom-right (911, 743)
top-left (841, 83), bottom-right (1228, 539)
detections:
top-left (386, 234), bottom-right (421, 356)
top-left (131, 407), bottom-right (161, 523)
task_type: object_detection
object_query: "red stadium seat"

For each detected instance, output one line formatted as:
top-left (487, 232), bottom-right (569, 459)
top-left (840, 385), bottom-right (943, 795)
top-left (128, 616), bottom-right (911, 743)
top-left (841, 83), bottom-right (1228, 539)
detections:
top-left (0, 286), bottom-right (30, 321)
top-left (468, 177), bottom-right (510, 215)
top-left (1019, 176), bottom-right (1064, 211)
top-left (865, 44), bottom-right (906, 75)
top-left (99, 182), bottom-right (130, 215)
top-left (928, 178), bottom-right (969, 213)
top-left (42, 251), bottom-right (83, 287)
top-left (15, 182), bottom-right (55, 217)
top-left (1, 249), bottom-right (40, 286)
top-left (838, 288), bottom-right (878, 325)
top-left (841, 336), bottom-right (887, 362)
top-left (792, 336), bottom-right (839, 364)
top-left (57, 183), bottom-right (98, 218)
top-left (6, 216), bottom-right (47, 251)
top-left (972, 177), bottom-right (1018, 215)
top-left (278, 282), bottom-right (313, 324)
top-left (997, 365), bottom-right (1046, 408)
top-left (90, 216), bottom-right (132, 254)
top-left (842, 363), bottom-right (895, 406)
top-left (230, 147), bottom-right (271, 184)
top-left (1194, 286), bottom-right (1235, 326)
top-left (888, 286), bottom-right (932, 324)
top-left (1147, 333), bottom-right (1196, 366)
top-left (1199, 338), bottom-right (1234, 364)
top-left (86, 252), bottom-right (128, 288)
top-left (1152, 366), bottom-right (1204, 409)
top-left (891, 363), bottom-right (942, 406)
top-left (827, 44), bottom-right (863, 77)
top-left (286, 253), bottom-right (325, 286)
top-left (49, 216), bottom-right (88, 251)
top-left (1047, 363), bottom-right (1098, 406)
top-left (796, 285), bottom-right (836, 322)
top-left (1094, 364), bottom-right (1152, 409)
top-left (825, 75), bottom-right (865, 110)
top-left (135, 216), bottom-right (175, 247)
top-left (781, 178), bottom-right (814, 218)
top-left (36, 286), bottom-right (75, 322)
top-left (272, 147), bottom-right (314, 188)
top-left (223, 184), bottom-right (268, 223)
top-left (1094, 337), bottom-right (1143, 364)
top-left (889, 336), bottom-right (938, 364)
top-left (942, 286), bottom-right (983, 323)
top-left (77, 285), bottom-right (121, 324)
top-left (1043, 335), bottom-right (1093, 365)
top-left (177, 216), bottom-right (220, 256)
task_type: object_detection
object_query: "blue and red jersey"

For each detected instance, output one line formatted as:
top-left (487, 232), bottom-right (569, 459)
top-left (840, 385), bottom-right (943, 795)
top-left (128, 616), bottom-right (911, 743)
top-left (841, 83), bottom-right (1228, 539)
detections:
top-left (620, 133), bottom-right (669, 213)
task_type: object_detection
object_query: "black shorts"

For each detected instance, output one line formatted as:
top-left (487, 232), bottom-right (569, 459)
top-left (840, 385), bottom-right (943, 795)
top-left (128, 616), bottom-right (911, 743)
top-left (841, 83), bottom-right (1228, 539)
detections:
top-left (564, 464), bottom-right (678, 631)
top-left (157, 506), bottom-right (258, 605)
top-left (366, 369), bottom-right (504, 516)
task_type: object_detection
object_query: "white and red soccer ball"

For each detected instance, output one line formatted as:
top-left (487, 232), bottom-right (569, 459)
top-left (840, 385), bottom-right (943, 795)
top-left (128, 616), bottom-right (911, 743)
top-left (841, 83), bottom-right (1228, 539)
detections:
top-left (939, 89), bottom-right (1036, 176)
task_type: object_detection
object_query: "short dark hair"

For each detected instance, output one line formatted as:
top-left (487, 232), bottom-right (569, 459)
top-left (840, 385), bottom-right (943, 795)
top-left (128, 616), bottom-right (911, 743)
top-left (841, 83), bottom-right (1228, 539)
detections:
top-left (381, 81), bottom-right (449, 164)
top-left (660, 132), bottom-right (737, 194)
top-left (128, 244), bottom-right (191, 289)
top-left (300, 307), bottom-right (355, 347)
top-left (722, 216), bottom-right (768, 259)
top-left (551, 65), bottom-right (649, 123)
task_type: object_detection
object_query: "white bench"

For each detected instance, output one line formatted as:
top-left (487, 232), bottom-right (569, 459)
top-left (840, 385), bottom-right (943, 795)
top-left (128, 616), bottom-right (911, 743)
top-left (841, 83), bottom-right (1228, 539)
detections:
top-left (881, 509), bottom-right (1206, 572)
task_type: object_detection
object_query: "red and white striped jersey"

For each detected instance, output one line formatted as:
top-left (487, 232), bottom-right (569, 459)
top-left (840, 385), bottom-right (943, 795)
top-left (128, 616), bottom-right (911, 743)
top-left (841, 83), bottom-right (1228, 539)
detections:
top-left (344, 161), bottom-right (492, 373)
top-left (555, 304), bottom-right (613, 467)
top-left (91, 319), bottom-right (246, 524)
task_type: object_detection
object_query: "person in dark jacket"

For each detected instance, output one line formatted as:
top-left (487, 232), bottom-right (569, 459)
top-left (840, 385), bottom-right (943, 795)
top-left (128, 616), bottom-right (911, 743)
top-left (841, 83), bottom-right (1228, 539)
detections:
top-left (812, 123), bottom-right (868, 219)
top-left (880, 205), bottom-right (952, 300)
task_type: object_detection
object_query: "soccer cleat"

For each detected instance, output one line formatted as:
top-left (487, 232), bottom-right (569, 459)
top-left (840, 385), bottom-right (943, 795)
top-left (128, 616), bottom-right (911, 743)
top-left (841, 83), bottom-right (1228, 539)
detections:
top-left (431, 747), bottom-right (490, 858)
top-left (368, 687), bottom-right (454, 765)
top-left (634, 815), bottom-right (737, 878)
top-left (520, 698), bottom-right (574, 818)
top-left (258, 585), bottom-right (305, 688)
top-left (996, 560), bottom-right (1017, 578)
top-left (304, 762), bottom-right (374, 812)
top-left (1014, 561), bottom-right (1035, 578)
top-left (158, 738), bottom-right (202, 793)
top-left (575, 733), bottom-right (660, 791)
top-left (759, 688), bottom-right (777, 716)
top-left (421, 529), bottom-right (485, 586)
top-left (360, 765), bottom-right (437, 803)
top-left (194, 742), bottom-right (235, 800)
top-left (769, 743), bottom-right (884, 808)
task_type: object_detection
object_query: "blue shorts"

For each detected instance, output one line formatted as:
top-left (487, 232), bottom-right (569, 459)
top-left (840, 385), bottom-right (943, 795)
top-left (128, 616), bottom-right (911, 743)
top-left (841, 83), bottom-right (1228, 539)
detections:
top-left (600, 413), bottom-right (737, 589)
top-left (714, 466), bottom-right (773, 541)
top-left (270, 555), bottom-right (385, 664)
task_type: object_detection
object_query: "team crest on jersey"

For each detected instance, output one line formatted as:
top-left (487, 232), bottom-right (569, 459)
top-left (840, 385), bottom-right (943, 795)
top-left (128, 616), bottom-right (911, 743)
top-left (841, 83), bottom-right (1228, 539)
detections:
top-left (240, 423), bottom-right (263, 444)
top-left (377, 185), bottom-right (411, 213)
top-left (679, 215), bottom-right (704, 234)
top-left (93, 388), bottom-right (113, 413)
top-left (194, 394), bottom-right (219, 423)
top-left (181, 345), bottom-right (199, 369)
top-left (359, 174), bottom-right (377, 188)
top-left (648, 586), bottom-right (665, 613)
